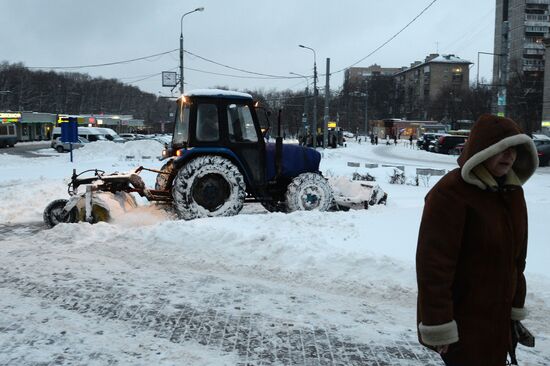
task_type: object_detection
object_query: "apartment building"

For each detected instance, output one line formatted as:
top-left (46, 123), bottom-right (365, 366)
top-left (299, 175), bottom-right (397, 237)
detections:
top-left (494, 0), bottom-right (549, 82)
top-left (343, 64), bottom-right (402, 86)
top-left (394, 54), bottom-right (472, 120)
top-left (494, 0), bottom-right (549, 129)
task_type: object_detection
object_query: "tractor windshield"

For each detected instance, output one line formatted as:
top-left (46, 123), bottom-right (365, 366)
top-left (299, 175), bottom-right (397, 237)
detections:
top-left (173, 101), bottom-right (190, 147)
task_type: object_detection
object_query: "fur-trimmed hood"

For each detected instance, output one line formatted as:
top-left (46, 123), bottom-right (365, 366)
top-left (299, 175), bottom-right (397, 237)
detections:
top-left (458, 114), bottom-right (539, 190)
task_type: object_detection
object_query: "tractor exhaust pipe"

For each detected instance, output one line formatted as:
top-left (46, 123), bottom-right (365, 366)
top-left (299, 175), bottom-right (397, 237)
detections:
top-left (275, 109), bottom-right (283, 178)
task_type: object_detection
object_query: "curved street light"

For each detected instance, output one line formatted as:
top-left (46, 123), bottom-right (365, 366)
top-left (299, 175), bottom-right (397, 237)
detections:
top-left (180, 7), bottom-right (205, 94)
top-left (298, 44), bottom-right (318, 147)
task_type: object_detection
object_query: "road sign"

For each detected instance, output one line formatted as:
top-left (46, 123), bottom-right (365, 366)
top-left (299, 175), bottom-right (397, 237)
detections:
top-left (61, 118), bottom-right (78, 143)
top-left (162, 71), bottom-right (178, 87)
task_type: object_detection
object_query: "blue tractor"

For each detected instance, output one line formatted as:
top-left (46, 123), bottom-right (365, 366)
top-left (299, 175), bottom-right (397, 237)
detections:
top-left (156, 89), bottom-right (333, 220)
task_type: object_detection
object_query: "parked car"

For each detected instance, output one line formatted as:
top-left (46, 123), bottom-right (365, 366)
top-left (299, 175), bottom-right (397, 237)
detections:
top-left (534, 139), bottom-right (550, 166)
top-left (118, 133), bottom-right (137, 141)
top-left (449, 142), bottom-right (465, 156)
top-left (417, 133), bottom-right (444, 151)
top-left (52, 137), bottom-right (89, 153)
top-left (433, 135), bottom-right (468, 154)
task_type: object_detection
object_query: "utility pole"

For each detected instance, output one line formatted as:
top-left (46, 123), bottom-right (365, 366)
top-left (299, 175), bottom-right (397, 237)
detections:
top-left (364, 81), bottom-right (368, 135)
top-left (300, 45), bottom-right (318, 147)
top-left (497, 21), bottom-right (509, 117)
top-left (312, 58), bottom-right (318, 147)
top-left (323, 58), bottom-right (330, 148)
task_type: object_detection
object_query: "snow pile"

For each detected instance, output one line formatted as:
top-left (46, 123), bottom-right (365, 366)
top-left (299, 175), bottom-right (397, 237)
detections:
top-left (73, 140), bottom-right (164, 160)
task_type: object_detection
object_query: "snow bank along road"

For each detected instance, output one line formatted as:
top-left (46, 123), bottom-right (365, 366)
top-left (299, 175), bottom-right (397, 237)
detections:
top-left (0, 140), bottom-right (549, 365)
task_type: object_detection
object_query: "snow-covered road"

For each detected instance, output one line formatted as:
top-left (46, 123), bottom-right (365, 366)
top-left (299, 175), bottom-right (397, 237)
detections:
top-left (1, 139), bottom-right (549, 365)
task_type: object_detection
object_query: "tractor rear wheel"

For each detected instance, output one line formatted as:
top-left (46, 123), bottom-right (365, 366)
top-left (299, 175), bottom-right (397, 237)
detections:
top-left (43, 199), bottom-right (79, 228)
top-left (285, 173), bottom-right (333, 212)
top-left (172, 156), bottom-right (246, 220)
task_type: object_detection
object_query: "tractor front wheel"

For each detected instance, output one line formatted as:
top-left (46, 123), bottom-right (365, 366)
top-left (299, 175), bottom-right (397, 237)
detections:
top-left (285, 173), bottom-right (333, 212)
top-left (43, 199), bottom-right (79, 228)
top-left (171, 156), bottom-right (246, 220)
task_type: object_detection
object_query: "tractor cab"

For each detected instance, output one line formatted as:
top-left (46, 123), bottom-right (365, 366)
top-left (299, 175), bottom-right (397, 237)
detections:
top-left (163, 89), bottom-right (267, 187)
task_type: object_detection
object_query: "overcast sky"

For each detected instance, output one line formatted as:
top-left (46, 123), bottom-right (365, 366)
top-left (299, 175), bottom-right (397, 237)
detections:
top-left (0, 0), bottom-right (495, 96)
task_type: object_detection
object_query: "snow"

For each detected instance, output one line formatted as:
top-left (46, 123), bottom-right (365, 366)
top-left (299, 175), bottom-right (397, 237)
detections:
top-left (1, 138), bottom-right (549, 365)
top-left (185, 89), bottom-right (253, 99)
top-left (427, 54), bottom-right (471, 64)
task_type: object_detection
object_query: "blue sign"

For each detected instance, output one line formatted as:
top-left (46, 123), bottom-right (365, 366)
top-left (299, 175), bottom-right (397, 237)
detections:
top-left (61, 118), bottom-right (78, 143)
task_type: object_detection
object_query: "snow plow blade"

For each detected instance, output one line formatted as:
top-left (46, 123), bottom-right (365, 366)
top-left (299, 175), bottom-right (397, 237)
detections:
top-left (327, 176), bottom-right (387, 210)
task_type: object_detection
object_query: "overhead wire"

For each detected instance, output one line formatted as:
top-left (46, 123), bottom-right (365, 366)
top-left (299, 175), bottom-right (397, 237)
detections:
top-left (185, 66), bottom-right (295, 79)
top-left (27, 49), bottom-right (179, 70)
top-left (184, 50), bottom-right (296, 79)
top-left (331, 0), bottom-right (440, 75)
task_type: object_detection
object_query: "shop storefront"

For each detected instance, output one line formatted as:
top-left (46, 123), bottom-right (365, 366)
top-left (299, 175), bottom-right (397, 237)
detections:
top-left (19, 112), bottom-right (57, 141)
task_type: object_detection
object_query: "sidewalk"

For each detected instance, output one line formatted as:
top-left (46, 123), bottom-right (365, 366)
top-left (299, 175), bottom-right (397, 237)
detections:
top-left (0, 265), bottom-right (442, 366)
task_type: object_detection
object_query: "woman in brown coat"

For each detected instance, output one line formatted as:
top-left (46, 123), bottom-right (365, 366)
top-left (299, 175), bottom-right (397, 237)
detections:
top-left (416, 114), bottom-right (538, 365)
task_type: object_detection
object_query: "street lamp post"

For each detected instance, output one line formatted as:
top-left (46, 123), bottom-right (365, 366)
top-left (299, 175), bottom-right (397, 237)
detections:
top-left (477, 51), bottom-right (506, 116)
top-left (290, 72), bottom-right (309, 142)
top-left (180, 7), bottom-right (205, 95)
top-left (299, 44), bottom-right (317, 147)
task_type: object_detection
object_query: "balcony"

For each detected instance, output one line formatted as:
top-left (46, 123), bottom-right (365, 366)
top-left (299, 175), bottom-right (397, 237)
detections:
top-left (525, 20), bottom-right (550, 27)
top-left (525, 25), bottom-right (549, 33)
top-left (525, 41), bottom-right (545, 49)
top-left (524, 48), bottom-right (545, 55)
top-left (525, 14), bottom-right (550, 21)
top-left (523, 65), bottom-right (545, 71)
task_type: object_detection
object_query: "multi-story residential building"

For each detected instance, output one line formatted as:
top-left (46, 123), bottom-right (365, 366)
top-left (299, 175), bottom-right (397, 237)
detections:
top-left (393, 54), bottom-right (472, 120)
top-left (343, 64), bottom-right (402, 86)
top-left (342, 65), bottom-right (401, 132)
top-left (494, 0), bottom-right (549, 81)
top-left (494, 0), bottom-right (549, 130)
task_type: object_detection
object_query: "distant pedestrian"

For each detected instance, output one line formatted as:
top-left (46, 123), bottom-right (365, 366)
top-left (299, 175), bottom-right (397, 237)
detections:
top-left (375, 136), bottom-right (378, 145)
top-left (416, 114), bottom-right (538, 366)
top-left (394, 136), bottom-right (397, 145)
top-left (409, 135), bottom-right (413, 148)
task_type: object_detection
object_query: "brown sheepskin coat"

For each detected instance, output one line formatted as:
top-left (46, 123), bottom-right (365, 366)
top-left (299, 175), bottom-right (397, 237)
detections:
top-left (416, 114), bottom-right (539, 365)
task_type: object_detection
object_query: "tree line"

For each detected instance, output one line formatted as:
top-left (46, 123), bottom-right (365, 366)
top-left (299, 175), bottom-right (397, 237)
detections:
top-left (0, 62), bottom-right (172, 126)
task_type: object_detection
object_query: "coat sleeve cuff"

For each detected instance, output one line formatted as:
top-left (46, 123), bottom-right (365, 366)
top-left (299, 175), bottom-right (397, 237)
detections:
top-left (511, 307), bottom-right (528, 321)
top-left (419, 320), bottom-right (459, 346)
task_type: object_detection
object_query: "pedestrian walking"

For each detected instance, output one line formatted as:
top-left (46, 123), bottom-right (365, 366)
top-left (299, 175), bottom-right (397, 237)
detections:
top-left (416, 114), bottom-right (538, 366)
top-left (409, 135), bottom-right (413, 148)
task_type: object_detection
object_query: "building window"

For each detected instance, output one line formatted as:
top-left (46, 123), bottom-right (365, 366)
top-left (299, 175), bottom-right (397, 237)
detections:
top-left (452, 67), bottom-right (463, 83)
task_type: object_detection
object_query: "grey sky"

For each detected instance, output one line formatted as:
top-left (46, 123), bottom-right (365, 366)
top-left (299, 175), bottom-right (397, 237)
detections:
top-left (0, 0), bottom-right (495, 96)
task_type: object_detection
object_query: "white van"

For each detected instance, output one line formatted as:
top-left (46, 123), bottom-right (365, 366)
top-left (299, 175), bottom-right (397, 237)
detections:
top-left (51, 127), bottom-right (109, 147)
top-left (96, 128), bottom-right (125, 143)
